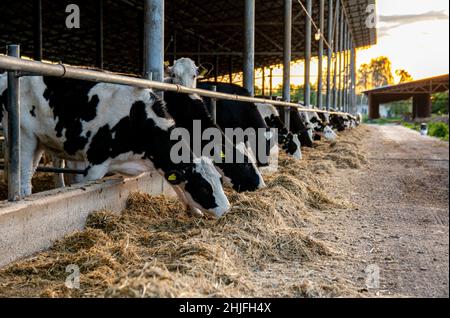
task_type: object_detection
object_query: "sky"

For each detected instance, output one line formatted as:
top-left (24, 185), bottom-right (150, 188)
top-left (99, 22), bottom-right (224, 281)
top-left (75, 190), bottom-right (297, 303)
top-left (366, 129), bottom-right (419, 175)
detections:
top-left (231, 0), bottom-right (449, 89)
top-left (358, 0), bottom-right (449, 80)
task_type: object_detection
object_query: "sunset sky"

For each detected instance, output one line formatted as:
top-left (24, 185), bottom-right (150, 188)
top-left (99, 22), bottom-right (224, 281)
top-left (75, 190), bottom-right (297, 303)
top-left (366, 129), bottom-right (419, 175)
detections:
top-left (244, 0), bottom-right (450, 89)
top-left (358, 0), bottom-right (449, 80)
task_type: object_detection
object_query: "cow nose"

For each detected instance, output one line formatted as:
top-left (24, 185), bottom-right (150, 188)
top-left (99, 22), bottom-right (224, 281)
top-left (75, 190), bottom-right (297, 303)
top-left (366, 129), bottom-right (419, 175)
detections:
top-left (211, 202), bottom-right (231, 218)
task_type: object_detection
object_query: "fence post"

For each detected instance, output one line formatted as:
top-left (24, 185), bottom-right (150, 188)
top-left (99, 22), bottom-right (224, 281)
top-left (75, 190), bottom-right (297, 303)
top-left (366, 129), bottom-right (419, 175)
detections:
top-left (6, 45), bottom-right (21, 201)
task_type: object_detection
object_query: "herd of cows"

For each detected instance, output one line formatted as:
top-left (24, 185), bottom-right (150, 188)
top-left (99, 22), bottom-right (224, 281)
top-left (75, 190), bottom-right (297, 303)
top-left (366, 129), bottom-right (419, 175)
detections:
top-left (0, 57), bottom-right (361, 218)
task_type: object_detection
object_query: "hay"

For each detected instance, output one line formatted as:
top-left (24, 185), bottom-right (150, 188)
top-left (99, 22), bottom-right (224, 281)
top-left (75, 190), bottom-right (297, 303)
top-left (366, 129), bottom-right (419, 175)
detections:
top-left (0, 126), bottom-right (369, 298)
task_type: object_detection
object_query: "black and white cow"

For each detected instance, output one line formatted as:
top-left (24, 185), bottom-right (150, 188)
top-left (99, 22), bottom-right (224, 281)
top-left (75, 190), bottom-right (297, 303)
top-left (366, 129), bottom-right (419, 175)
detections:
top-left (288, 109), bottom-right (315, 148)
top-left (0, 74), bottom-right (230, 217)
top-left (163, 90), bottom-right (266, 192)
top-left (167, 59), bottom-right (277, 167)
top-left (255, 103), bottom-right (302, 160)
top-left (195, 82), bottom-right (275, 168)
top-left (305, 109), bottom-right (337, 141)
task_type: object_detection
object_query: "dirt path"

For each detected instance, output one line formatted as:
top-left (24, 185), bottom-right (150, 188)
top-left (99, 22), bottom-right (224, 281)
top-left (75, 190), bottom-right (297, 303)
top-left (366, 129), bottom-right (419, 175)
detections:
top-left (298, 125), bottom-right (449, 298)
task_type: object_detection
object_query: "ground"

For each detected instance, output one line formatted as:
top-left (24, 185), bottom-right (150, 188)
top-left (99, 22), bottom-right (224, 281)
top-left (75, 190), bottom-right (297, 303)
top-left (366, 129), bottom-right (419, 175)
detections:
top-left (283, 125), bottom-right (449, 298)
top-left (0, 125), bottom-right (448, 298)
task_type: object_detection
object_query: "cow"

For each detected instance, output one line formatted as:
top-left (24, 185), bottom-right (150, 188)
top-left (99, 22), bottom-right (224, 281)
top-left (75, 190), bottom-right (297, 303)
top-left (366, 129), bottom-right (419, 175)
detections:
top-left (255, 103), bottom-right (302, 160)
top-left (163, 90), bottom-right (266, 192)
top-left (288, 109), bottom-right (315, 148)
top-left (166, 59), bottom-right (278, 167)
top-left (306, 109), bottom-right (337, 142)
top-left (0, 73), bottom-right (230, 218)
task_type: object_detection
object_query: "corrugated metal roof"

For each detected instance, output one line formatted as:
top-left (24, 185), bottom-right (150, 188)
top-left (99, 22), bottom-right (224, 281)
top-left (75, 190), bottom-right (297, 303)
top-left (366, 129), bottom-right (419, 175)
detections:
top-left (0, 0), bottom-right (377, 76)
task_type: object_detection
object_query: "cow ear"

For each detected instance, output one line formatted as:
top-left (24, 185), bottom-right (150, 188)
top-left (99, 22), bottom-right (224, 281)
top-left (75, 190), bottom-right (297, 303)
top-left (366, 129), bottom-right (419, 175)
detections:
top-left (165, 170), bottom-right (186, 185)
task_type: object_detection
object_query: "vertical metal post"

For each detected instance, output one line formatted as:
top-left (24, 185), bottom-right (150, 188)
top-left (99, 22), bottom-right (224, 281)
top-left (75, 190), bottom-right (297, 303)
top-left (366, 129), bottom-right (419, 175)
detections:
top-left (350, 40), bottom-right (356, 114)
top-left (283, 0), bottom-right (292, 129)
top-left (229, 56), bottom-right (233, 84)
top-left (6, 45), bottom-right (21, 202)
top-left (197, 37), bottom-right (201, 66)
top-left (144, 0), bottom-right (164, 82)
top-left (345, 31), bottom-right (350, 112)
top-left (343, 24), bottom-right (347, 112)
top-left (269, 68), bottom-right (273, 97)
top-left (326, 0), bottom-right (334, 110)
top-left (33, 0), bottom-right (43, 61)
top-left (96, 0), bottom-right (104, 69)
top-left (210, 86), bottom-right (217, 124)
top-left (317, 0), bottom-right (325, 109)
top-left (244, 0), bottom-right (255, 96)
top-left (338, 6), bottom-right (344, 111)
top-left (214, 56), bottom-right (219, 82)
top-left (261, 67), bottom-right (265, 97)
top-left (332, 0), bottom-right (340, 110)
top-left (173, 30), bottom-right (178, 62)
top-left (304, 0), bottom-right (312, 108)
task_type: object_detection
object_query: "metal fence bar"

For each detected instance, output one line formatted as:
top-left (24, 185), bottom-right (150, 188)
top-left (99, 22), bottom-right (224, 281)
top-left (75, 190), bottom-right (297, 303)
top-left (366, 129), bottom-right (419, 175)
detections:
top-left (0, 165), bottom-right (85, 175)
top-left (0, 55), bottom-right (354, 117)
top-left (6, 45), bottom-right (21, 201)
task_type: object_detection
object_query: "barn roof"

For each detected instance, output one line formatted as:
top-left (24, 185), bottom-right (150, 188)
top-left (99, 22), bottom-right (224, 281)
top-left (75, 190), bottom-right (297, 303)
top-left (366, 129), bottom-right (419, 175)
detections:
top-left (0, 0), bottom-right (377, 76)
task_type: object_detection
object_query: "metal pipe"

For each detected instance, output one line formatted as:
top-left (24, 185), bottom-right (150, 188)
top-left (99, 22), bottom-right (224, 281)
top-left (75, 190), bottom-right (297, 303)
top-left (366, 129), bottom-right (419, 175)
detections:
top-left (214, 55), bottom-right (219, 82)
top-left (304, 0), bottom-right (312, 108)
top-left (0, 165), bottom-right (86, 175)
top-left (317, 0), bottom-right (325, 109)
top-left (0, 55), bottom-right (353, 116)
top-left (6, 45), bottom-right (21, 202)
top-left (338, 5), bottom-right (344, 111)
top-left (343, 24), bottom-right (347, 112)
top-left (269, 68), bottom-right (273, 97)
top-left (332, 0), bottom-right (340, 110)
top-left (33, 0), bottom-right (43, 61)
top-left (210, 86), bottom-right (217, 124)
top-left (229, 56), bottom-right (233, 84)
top-left (261, 68), bottom-right (265, 97)
top-left (283, 0), bottom-right (292, 129)
top-left (244, 0), bottom-right (255, 96)
top-left (350, 40), bottom-right (356, 114)
top-left (96, 0), bottom-right (104, 69)
top-left (326, 0), bottom-right (334, 110)
top-left (143, 0), bottom-right (164, 82)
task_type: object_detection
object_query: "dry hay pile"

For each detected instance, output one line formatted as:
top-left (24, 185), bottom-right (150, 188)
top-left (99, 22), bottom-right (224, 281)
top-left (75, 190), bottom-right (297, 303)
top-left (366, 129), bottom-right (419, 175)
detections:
top-left (0, 127), bottom-right (369, 298)
top-left (0, 173), bottom-right (56, 201)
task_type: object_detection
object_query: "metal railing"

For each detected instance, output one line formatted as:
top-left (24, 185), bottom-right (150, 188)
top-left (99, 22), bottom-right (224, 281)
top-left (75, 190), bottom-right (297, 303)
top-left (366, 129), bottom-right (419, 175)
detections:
top-left (0, 45), bottom-right (354, 202)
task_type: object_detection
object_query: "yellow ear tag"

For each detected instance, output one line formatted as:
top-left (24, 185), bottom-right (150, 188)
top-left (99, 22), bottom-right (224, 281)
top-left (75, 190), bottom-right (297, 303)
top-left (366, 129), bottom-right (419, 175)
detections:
top-left (220, 151), bottom-right (226, 159)
top-left (168, 174), bottom-right (177, 182)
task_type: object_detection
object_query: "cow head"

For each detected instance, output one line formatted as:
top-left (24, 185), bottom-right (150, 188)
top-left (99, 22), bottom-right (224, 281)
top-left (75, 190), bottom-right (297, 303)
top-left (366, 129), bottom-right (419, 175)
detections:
top-left (165, 157), bottom-right (230, 218)
top-left (324, 126), bottom-right (337, 141)
top-left (168, 58), bottom-right (199, 88)
top-left (280, 132), bottom-right (302, 159)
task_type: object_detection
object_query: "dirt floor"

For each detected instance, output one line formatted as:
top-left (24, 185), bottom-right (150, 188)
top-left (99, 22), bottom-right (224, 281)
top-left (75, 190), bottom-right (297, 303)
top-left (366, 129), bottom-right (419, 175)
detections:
top-left (0, 125), bottom-right (448, 298)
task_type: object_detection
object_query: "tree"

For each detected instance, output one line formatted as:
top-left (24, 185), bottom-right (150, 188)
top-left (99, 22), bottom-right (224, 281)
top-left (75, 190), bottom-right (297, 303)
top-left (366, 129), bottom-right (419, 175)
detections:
top-left (357, 63), bottom-right (371, 92)
top-left (395, 69), bottom-right (413, 83)
top-left (370, 56), bottom-right (394, 88)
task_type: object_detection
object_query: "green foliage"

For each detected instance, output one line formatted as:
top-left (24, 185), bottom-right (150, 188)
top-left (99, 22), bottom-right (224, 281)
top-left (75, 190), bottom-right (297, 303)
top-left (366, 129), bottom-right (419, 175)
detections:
top-left (402, 121), bottom-right (449, 142)
top-left (367, 117), bottom-right (403, 125)
top-left (357, 56), bottom-right (395, 92)
top-left (432, 92), bottom-right (449, 115)
top-left (429, 122), bottom-right (449, 141)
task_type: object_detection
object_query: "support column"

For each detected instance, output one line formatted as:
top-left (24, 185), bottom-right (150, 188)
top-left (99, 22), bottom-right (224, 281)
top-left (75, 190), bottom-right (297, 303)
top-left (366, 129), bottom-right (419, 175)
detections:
top-left (338, 7), bottom-right (344, 111)
top-left (269, 68), bottom-right (273, 97)
top-left (244, 0), bottom-right (255, 96)
top-left (350, 41), bottom-right (357, 114)
top-left (144, 0), bottom-right (164, 82)
top-left (6, 45), bottom-right (21, 201)
top-left (96, 0), bottom-right (104, 69)
top-left (283, 0), bottom-right (293, 128)
top-left (317, 0), bottom-right (325, 109)
top-left (304, 0), bottom-right (312, 108)
top-left (413, 94), bottom-right (432, 119)
top-left (333, 0), bottom-right (340, 110)
top-left (368, 94), bottom-right (380, 119)
top-left (33, 0), bottom-right (43, 61)
top-left (262, 68), bottom-right (266, 97)
top-left (343, 25), bottom-right (348, 112)
top-left (326, 0), bottom-right (334, 110)
top-left (229, 56), bottom-right (233, 84)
